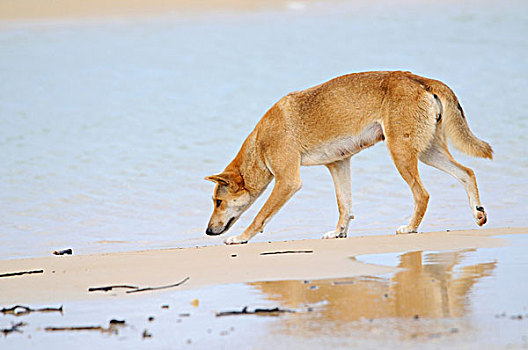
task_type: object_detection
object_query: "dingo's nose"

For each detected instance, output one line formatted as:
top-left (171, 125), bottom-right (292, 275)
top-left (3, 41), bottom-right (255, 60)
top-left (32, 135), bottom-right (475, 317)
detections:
top-left (206, 226), bottom-right (223, 236)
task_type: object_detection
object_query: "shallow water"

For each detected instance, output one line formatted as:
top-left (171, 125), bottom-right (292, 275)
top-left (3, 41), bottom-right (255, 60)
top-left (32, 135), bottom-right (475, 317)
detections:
top-left (1, 0), bottom-right (527, 258)
top-left (2, 234), bottom-right (526, 348)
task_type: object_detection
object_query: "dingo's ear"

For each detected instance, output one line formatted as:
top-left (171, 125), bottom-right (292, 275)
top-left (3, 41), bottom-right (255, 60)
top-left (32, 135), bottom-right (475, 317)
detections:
top-left (204, 174), bottom-right (229, 186)
top-left (204, 172), bottom-right (241, 191)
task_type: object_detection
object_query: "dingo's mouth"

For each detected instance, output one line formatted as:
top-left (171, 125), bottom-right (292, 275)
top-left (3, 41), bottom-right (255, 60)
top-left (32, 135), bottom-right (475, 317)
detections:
top-left (206, 217), bottom-right (236, 236)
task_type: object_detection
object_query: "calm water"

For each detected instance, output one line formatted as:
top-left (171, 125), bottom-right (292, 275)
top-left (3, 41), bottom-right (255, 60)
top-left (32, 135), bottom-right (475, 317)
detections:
top-left (2, 234), bottom-right (527, 348)
top-left (1, 0), bottom-right (527, 258)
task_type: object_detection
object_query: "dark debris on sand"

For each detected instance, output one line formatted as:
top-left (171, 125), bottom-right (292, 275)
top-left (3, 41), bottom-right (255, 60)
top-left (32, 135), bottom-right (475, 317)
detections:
top-left (216, 306), bottom-right (296, 317)
top-left (1, 322), bottom-right (27, 336)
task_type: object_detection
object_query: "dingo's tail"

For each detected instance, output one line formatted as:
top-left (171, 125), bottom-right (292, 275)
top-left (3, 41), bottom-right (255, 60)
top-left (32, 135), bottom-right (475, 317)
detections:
top-left (428, 81), bottom-right (493, 159)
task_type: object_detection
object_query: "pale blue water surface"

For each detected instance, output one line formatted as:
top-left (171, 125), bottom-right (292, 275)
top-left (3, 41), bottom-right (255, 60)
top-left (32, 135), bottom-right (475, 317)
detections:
top-left (1, 0), bottom-right (527, 258)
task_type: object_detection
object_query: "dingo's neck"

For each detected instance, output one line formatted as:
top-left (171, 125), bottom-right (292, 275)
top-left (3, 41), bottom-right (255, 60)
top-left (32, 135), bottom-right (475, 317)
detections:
top-left (225, 129), bottom-right (273, 199)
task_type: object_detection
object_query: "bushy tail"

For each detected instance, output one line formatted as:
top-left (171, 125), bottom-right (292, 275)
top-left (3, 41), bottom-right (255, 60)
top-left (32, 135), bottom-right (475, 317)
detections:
top-left (428, 81), bottom-right (493, 159)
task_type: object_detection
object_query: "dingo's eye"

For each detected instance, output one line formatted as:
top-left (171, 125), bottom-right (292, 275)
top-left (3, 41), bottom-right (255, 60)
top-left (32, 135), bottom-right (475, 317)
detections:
top-left (215, 199), bottom-right (222, 208)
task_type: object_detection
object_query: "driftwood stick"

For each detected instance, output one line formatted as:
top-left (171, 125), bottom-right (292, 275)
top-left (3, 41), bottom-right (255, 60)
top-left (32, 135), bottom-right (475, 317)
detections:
top-left (260, 250), bottom-right (313, 256)
top-left (126, 277), bottom-right (190, 294)
top-left (53, 249), bottom-right (73, 256)
top-left (45, 326), bottom-right (104, 332)
top-left (216, 306), bottom-right (296, 317)
top-left (36, 306), bottom-right (65, 313)
top-left (0, 269), bottom-right (44, 278)
top-left (88, 285), bottom-right (139, 292)
top-left (1, 322), bottom-right (27, 336)
top-left (0, 306), bottom-right (31, 315)
top-left (88, 277), bottom-right (189, 294)
top-left (1, 305), bottom-right (63, 316)
top-left (45, 320), bottom-right (126, 333)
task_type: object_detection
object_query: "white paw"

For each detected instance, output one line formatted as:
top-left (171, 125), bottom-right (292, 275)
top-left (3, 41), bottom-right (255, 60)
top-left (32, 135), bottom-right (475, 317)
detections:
top-left (396, 225), bottom-right (417, 234)
top-left (224, 235), bottom-right (248, 245)
top-left (322, 230), bottom-right (346, 239)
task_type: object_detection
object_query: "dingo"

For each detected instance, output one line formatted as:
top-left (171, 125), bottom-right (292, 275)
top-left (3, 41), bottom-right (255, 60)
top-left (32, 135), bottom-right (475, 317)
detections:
top-left (205, 71), bottom-right (493, 244)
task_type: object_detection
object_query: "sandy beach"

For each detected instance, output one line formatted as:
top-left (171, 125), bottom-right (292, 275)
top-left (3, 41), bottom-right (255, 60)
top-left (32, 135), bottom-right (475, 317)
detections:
top-left (2, 228), bottom-right (527, 348)
top-left (0, 227), bottom-right (523, 305)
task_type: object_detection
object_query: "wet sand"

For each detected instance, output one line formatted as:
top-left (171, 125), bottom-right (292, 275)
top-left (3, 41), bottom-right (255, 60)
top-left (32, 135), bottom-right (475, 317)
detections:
top-left (0, 227), bottom-right (524, 305)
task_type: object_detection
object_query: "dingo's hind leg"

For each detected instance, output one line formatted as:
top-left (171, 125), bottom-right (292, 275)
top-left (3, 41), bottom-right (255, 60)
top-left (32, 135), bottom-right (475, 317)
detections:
top-left (323, 158), bottom-right (354, 239)
top-left (419, 140), bottom-right (487, 226)
top-left (387, 142), bottom-right (429, 234)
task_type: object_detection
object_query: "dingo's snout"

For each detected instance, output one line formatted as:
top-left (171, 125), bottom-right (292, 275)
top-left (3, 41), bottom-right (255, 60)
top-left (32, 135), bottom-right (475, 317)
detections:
top-left (206, 217), bottom-right (235, 236)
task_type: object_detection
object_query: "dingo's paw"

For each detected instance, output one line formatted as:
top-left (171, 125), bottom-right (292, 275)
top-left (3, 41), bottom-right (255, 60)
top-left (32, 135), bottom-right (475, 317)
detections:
top-left (475, 206), bottom-right (487, 226)
top-left (224, 235), bottom-right (248, 245)
top-left (396, 225), bottom-right (417, 234)
top-left (322, 230), bottom-right (347, 239)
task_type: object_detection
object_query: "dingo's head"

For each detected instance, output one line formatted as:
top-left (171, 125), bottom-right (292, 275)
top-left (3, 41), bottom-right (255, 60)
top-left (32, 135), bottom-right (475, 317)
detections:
top-left (204, 171), bottom-right (251, 236)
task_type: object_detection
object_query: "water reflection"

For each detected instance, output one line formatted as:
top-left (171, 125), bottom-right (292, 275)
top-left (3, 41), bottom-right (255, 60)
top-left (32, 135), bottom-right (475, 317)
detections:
top-left (250, 250), bottom-right (496, 326)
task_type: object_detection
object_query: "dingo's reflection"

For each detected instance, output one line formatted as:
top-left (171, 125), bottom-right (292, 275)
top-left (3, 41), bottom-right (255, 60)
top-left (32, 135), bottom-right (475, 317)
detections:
top-left (250, 250), bottom-right (496, 322)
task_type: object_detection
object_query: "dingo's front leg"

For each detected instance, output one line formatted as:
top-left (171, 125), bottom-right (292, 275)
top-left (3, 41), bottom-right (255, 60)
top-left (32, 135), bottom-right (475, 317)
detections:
top-left (224, 177), bottom-right (302, 245)
top-left (224, 151), bottom-right (302, 245)
top-left (323, 158), bottom-right (354, 239)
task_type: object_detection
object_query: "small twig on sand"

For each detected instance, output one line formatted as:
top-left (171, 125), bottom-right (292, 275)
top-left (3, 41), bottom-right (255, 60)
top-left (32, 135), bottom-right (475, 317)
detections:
top-left (216, 306), bottom-right (296, 317)
top-left (53, 249), bottom-right (73, 256)
top-left (1, 322), bottom-right (27, 336)
top-left (332, 281), bottom-right (356, 285)
top-left (88, 285), bottom-right (139, 292)
top-left (1, 305), bottom-right (63, 316)
top-left (45, 320), bottom-right (126, 334)
top-left (260, 250), bottom-right (313, 256)
top-left (88, 277), bottom-right (190, 294)
top-left (45, 326), bottom-right (104, 332)
top-left (0, 270), bottom-right (44, 278)
top-left (88, 277), bottom-right (189, 294)
top-left (126, 277), bottom-right (190, 294)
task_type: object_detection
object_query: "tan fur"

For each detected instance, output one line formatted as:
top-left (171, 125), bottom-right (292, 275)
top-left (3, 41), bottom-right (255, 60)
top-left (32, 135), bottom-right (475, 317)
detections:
top-left (205, 71), bottom-right (493, 244)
